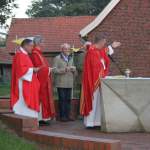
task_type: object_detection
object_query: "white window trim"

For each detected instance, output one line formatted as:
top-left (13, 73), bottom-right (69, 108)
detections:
top-left (80, 0), bottom-right (121, 37)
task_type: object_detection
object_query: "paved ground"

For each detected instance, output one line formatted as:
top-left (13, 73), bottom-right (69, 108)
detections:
top-left (40, 120), bottom-right (150, 150)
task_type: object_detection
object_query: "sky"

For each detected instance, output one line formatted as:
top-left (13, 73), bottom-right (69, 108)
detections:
top-left (14, 0), bottom-right (32, 18)
top-left (0, 0), bottom-right (32, 32)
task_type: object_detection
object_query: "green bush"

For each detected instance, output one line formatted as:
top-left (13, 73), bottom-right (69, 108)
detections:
top-left (0, 83), bottom-right (10, 97)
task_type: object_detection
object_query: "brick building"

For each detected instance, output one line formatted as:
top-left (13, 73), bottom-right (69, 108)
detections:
top-left (0, 32), bottom-right (12, 83)
top-left (80, 0), bottom-right (150, 77)
top-left (7, 16), bottom-right (95, 63)
top-left (2, 16), bottom-right (95, 97)
top-left (0, 49), bottom-right (12, 83)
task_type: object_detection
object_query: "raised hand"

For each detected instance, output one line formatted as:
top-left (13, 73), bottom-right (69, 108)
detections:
top-left (111, 41), bottom-right (121, 48)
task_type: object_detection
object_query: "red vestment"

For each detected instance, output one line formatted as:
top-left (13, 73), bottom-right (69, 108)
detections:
top-left (80, 45), bottom-right (110, 116)
top-left (11, 51), bottom-right (40, 112)
top-left (31, 47), bottom-right (55, 119)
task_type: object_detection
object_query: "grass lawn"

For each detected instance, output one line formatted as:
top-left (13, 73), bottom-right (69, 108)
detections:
top-left (0, 120), bottom-right (39, 150)
top-left (0, 121), bottom-right (52, 150)
top-left (0, 128), bottom-right (38, 150)
top-left (0, 83), bottom-right (10, 97)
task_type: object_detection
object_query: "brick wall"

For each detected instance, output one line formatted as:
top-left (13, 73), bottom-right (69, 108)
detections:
top-left (88, 0), bottom-right (150, 77)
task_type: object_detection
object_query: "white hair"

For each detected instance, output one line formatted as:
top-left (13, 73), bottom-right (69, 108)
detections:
top-left (61, 43), bottom-right (71, 50)
top-left (33, 35), bottom-right (43, 45)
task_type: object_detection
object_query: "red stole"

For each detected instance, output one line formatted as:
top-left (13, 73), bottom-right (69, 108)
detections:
top-left (80, 45), bottom-right (110, 116)
top-left (10, 51), bottom-right (40, 112)
top-left (31, 47), bottom-right (55, 118)
top-left (99, 47), bottom-right (110, 76)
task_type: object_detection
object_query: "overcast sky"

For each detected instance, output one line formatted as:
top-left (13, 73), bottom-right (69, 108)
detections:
top-left (14, 0), bottom-right (32, 18)
top-left (0, 0), bottom-right (32, 32)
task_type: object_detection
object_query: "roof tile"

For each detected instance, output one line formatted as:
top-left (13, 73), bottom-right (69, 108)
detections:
top-left (6, 16), bottom-right (95, 52)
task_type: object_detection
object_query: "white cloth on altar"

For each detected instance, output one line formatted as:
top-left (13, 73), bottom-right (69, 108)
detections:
top-left (13, 48), bottom-right (38, 118)
top-left (84, 46), bottom-right (114, 127)
top-left (84, 87), bottom-right (101, 127)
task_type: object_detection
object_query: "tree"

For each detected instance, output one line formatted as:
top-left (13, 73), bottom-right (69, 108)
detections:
top-left (26, 0), bottom-right (65, 17)
top-left (0, 0), bottom-right (17, 26)
top-left (90, 0), bottom-right (111, 15)
top-left (26, 0), bottom-right (111, 17)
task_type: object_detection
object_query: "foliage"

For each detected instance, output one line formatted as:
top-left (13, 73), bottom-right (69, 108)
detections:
top-left (0, 0), bottom-right (17, 26)
top-left (26, 0), bottom-right (111, 17)
top-left (0, 83), bottom-right (10, 97)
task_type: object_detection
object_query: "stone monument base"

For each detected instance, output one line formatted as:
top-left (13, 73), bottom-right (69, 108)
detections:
top-left (101, 78), bottom-right (150, 132)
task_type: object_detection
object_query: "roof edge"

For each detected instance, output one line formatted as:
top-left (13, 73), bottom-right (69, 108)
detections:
top-left (12, 15), bottom-right (95, 21)
top-left (79, 0), bottom-right (121, 37)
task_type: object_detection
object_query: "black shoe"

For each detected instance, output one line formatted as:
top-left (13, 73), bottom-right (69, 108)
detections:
top-left (39, 121), bottom-right (50, 126)
top-left (86, 127), bottom-right (94, 129)
top-left (86, 126), bottom-right (101, 130)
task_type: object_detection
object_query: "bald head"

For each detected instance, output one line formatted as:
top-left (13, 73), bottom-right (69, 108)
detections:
top-left (94, 33), bottom-right (108, 49)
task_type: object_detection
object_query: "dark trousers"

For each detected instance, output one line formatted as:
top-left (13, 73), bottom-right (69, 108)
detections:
top-left (57, 88), bottom-right (72, 119)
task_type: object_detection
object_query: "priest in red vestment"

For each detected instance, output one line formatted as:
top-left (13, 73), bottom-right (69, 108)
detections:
top-left (11, 39), bottom-right (40, 119)
top-left (80, 34), bottom-right (121, 127)
top-left (31, 36), bottom-right (55, 125)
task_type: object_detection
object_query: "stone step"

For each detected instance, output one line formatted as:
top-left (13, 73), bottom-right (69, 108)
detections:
top-left (0, 99), bottom-right (121, 150)
top-left (0, 113), bottom-right (38, 136)
top-left (23, 130), bottom-right (121, 150)
top-left (0, 112), bottom-right (121, 150)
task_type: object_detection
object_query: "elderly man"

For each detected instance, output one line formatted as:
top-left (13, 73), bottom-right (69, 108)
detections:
top-left (53, 43), bottom-right (76, 122)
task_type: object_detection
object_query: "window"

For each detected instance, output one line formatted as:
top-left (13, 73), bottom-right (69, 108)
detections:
top-left (0, 33), bottom-right (7, 47)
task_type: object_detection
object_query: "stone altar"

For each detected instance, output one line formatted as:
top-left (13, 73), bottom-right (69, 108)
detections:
top-left (101, 78), bottom-right (150, 132)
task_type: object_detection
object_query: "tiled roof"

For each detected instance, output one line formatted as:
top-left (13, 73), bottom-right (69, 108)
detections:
top-left (6, 16), bottom-right (95, 53)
